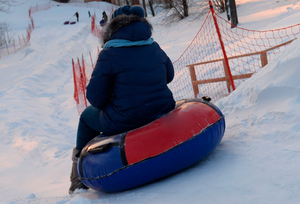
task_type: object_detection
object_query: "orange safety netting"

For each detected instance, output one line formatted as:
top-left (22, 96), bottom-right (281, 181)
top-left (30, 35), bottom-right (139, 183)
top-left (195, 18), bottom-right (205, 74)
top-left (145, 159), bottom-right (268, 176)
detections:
top-left (170, 5), bottom-right (300, 102)
top-left (0, 15), bottom-right (34, 59)
top-left (72, 58), bottom-right (88, 115)
top-left (91, 14), bottom-right (102, 38)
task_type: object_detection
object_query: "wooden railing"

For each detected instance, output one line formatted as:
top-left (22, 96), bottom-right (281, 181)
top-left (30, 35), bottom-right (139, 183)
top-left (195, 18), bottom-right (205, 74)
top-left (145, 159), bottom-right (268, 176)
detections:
top-left (187, 39), bottom-right (295, 98)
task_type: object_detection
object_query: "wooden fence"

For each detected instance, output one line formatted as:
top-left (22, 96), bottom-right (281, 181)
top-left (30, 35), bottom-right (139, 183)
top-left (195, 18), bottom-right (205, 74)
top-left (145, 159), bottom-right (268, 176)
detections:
top-left (187, 38), bottom-right (295, 98)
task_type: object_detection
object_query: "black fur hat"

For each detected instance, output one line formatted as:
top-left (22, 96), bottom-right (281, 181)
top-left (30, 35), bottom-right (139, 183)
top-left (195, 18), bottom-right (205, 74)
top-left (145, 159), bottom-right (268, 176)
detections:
top-left (102, 14), bottom-right (152, 45)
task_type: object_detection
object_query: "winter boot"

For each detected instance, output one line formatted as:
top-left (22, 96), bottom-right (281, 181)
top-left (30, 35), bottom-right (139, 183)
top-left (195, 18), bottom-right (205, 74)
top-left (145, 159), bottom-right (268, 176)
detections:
top-left (68, 148), bottom-right (89, 194)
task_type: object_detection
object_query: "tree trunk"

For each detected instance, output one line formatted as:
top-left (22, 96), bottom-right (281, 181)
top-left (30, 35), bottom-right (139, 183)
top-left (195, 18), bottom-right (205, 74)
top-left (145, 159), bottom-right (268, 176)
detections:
top-left (229, 0), bottom-right (238, 28)
top-left (164, 0), bottom-right (172, 9)
top-left (142, 0), bottom-right (147, 17)
top-left (131, 0), bottom-right (140, 5)
top-left (166, 0), bottom-right (184, 19)
top-left (182, 0), bottom-right (188, 17)
top-left (225, 0), bottom-right (230, 21)
top-left (149, 0), bottom-right (155, 17)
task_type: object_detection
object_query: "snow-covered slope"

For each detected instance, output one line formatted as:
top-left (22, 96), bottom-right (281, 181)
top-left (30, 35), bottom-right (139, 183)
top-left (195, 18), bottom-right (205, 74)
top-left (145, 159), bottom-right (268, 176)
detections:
top-left (1, 0), bottom-right (300, 203)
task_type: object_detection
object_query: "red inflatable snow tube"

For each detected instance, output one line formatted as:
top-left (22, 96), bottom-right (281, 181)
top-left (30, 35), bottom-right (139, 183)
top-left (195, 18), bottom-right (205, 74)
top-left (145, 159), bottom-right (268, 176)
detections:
top-left (78, 98), bottom-right (225, 192)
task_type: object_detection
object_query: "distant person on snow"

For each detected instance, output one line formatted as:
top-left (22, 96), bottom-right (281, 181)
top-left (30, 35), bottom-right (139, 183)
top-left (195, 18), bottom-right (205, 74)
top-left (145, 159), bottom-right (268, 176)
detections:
top-left (68, 5), bottom-right (175, 193)
top-left (74, 11), bottom-right (79, 22)
top-left (100, 11), bottom-right (108, 27)
top-left (102, 11), bottom-right (108, 23)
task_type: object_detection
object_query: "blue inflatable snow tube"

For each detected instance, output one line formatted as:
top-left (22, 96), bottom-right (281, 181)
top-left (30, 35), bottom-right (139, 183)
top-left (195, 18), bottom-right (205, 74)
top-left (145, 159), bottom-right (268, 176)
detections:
top-left (78, 98), bottom-right (225, 192)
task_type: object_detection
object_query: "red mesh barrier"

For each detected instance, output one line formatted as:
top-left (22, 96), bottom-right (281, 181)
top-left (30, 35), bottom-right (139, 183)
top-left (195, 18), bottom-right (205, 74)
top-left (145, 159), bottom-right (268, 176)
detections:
top-left (91, 14), bottom-right (102, 38)
top-left (29, 2), bottom-right (51, 14)
top-left (0, 14), bottom-right (35, 59)
top-left (72, 58), bottom-right (88, 115)
top-left (170, 4), bottom-right (300, 102)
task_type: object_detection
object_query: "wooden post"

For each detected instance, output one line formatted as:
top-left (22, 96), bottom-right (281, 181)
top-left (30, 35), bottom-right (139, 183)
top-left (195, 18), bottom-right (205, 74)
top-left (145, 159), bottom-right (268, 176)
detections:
top-left (188, 65), bottom-right (199, 98)
top-left (222, 59), bottom-right (231, 93)
top-left (72, 59), bottom-right (78, 103)
top-left (260, 51), bottom-right (268, 67)
top-left (89, 51), bottom-right (94, 69)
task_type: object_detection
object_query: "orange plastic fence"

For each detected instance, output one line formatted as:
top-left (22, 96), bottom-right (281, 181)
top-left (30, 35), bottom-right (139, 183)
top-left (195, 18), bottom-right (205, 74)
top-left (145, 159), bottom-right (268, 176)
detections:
top-left (72, 58), bottom-right (89, 114)
top-left (91, 7), bottom-right (114, 39)
top-left (1, 1), bottom-right (113, 59)
top-left (29, 2), bottom-right (51, 15)
top-left (91, 14), bottom-right (102, 38)
top-left (0, 17), bottom-right (34, 59)
top-left (73, 3), bottom-right (300, 114)
top-left (0, 2), bottom-right (51, 59)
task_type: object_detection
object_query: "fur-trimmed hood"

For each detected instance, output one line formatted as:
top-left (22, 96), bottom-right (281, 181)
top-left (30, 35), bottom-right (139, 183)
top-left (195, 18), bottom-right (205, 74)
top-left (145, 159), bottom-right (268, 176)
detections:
top-left (101, 15), bottom-right (153, 45)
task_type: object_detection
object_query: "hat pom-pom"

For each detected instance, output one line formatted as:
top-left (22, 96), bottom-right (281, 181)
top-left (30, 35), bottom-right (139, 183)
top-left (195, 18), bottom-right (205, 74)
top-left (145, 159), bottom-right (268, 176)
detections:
top-left (129, 6), bottom-right (145, 18)
top-left (111, 5), bottom-right (145, 19)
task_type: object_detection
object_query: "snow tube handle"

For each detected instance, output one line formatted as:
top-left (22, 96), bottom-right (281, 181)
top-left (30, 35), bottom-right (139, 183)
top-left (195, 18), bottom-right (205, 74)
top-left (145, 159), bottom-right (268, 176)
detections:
top-left (202, 96), bottom-right (211, 102)
top-left (88, 143), bottom-right (112, 154)
top-left (82, 135), bottom-right (122, 157)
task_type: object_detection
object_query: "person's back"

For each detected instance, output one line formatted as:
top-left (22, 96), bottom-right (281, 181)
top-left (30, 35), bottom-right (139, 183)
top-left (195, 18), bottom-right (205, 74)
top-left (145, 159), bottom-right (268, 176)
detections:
top-left (87, 13), bottom-right (175, 135)
top-left (69, 5), bottom-right (175, 194)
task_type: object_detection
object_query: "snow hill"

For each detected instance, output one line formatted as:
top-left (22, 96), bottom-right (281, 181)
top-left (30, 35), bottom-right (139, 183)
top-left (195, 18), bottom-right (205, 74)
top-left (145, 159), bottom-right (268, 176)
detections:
top-left (1, 0), bottom-right (300, 203)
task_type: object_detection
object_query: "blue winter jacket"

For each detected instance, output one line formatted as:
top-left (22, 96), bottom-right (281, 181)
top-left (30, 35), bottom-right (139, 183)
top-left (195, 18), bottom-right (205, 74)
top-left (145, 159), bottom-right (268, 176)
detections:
top-left (86, 15), bottom-right (175, 135)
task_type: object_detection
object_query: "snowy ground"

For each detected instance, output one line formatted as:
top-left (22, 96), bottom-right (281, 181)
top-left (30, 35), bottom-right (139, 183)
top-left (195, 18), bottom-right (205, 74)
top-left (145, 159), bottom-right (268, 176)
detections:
top-left (1, 0), bottom-right (300, 203)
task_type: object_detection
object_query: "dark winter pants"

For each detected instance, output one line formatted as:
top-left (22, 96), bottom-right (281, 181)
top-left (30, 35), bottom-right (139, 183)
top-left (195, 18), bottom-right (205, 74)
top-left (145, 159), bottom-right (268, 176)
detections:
top-left (76, 106), bottom-right (103, 151)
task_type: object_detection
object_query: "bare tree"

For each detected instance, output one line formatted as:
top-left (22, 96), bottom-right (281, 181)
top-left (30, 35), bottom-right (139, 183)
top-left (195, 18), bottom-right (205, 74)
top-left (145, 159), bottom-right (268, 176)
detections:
top-left (0, 0), bottom-right (18, 13)
top-left (0, 0), bottom-right (19, 47)
top-left (142, 0), bottom-right (148, 17)
top-left (211, 0), bottom-right (239, 27)
top-left (211, 0), bottom-right (226, 13)
top-left (164, 0), bottom-right (185, 19)
top-left (131, 0), bottom-right (140, 5)
top-left (139, 0), bottom-right (156, 17)
top-left (158, 0), bottom-right (191, 24)
top-left (148, 0), bottom-right (155, 17)
top-left (0, 22), bottom-right (13, 47)
top-left (182, 0), bottom-right (188, 17)
top-left (0, 23), bottom-right (6, 46)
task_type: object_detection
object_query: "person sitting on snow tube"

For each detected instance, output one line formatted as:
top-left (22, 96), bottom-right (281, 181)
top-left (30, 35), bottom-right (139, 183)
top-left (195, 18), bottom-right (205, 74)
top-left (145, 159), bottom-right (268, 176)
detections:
top-left (69, 5), bottom-right (175, 193)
